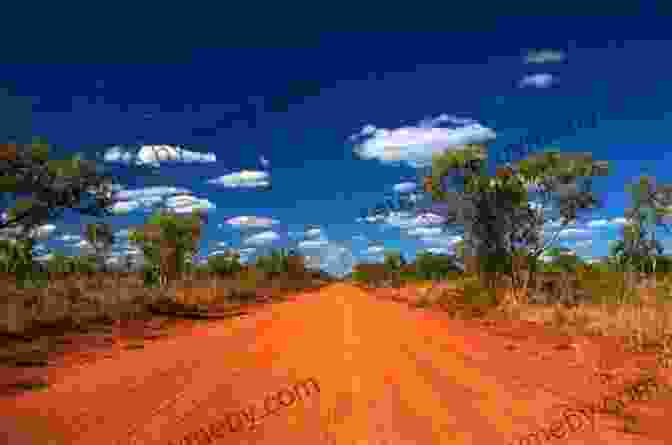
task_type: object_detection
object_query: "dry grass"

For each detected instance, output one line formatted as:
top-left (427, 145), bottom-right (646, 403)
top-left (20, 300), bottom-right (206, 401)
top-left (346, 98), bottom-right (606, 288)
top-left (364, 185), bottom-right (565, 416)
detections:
top-left (0, 271), bottom-right (328, 336)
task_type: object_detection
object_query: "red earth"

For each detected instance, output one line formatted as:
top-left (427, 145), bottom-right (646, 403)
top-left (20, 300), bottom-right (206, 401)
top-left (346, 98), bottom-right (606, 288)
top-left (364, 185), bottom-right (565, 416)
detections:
top-left (0, 283), bottom-right (671, 445)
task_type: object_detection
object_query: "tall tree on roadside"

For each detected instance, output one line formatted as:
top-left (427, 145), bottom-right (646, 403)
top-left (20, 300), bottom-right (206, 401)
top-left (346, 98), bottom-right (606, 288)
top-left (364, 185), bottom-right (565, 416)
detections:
top-left (427, 145), bottom-right (609, 305)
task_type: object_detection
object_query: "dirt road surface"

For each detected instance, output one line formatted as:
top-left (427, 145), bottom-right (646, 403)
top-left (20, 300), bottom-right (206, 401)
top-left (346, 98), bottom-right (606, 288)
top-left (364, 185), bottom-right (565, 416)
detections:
top-left (1, 283), bottom-right (671, 445)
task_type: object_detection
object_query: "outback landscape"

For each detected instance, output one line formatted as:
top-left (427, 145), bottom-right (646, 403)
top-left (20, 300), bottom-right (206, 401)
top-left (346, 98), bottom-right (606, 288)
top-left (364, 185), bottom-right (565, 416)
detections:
top-left (3, 18), bottom-right (672, 445)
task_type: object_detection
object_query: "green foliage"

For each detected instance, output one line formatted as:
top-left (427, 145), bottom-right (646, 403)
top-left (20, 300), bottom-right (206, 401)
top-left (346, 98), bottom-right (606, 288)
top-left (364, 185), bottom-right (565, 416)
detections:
top-left (130, 210), bottom-right (205, 286)
top-left (208, 251), bottom-right (242, 276)
top-left (428, 146), bottom-right (609, 295)
top-left (351, 270), bottom-right (370, 282)
top-left (383, 249), bottom-right (405, 273)
top-left (255, 248), bottom-right (291, 275)
top-left (415, 252), bottom-right (462, 280)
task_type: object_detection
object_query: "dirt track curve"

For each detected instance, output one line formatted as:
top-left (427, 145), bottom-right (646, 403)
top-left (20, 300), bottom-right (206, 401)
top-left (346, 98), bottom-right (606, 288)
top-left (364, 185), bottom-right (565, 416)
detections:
top-left (1, 283), bottom-right (671, 445)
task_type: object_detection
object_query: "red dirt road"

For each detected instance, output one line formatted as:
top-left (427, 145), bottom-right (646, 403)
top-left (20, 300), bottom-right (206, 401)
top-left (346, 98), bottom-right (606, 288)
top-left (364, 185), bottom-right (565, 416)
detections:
top-left (1, 283), bottom-right (671, 445)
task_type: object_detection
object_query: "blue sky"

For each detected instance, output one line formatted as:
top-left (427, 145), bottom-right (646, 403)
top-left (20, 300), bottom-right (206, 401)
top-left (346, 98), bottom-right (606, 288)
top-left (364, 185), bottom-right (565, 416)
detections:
top-left (2, 15), bottom-right (672, 275)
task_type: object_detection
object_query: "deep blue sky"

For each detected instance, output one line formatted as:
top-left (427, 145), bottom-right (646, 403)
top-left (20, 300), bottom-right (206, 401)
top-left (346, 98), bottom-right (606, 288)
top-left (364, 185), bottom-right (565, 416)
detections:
top-left (2, 13), bottom-right (672, 273)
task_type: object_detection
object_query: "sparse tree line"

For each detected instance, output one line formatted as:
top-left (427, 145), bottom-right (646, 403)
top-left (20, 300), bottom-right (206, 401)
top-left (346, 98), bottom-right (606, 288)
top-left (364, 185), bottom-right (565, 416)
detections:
top-left (420, 143), bottom-right (672, 305)
top-left (0, 138), bottom-right (324, 294)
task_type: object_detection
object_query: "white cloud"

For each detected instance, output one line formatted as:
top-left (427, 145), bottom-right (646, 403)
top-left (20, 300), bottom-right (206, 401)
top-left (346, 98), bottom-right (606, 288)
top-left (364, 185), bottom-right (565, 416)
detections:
top-left (110, 200), bottom-right (141, 215)
top-left (407, 227), bottom-right (443, 237)
top-left (420, 235), bottom-right (463, 247)
top-left (587, 219), bottom-right (610, 228)
top-left (393, 182), bottom-right (417, 194)
top-left (298, 239), bottom-right (329, 249)
top-left (206, 170), bottom-right (270, 188)
top-left (419, 114), bottom-right (477, 127)
top-left (114, 186), bottom-right (192, 201)
top-left (380, 211), bottom-right (447, 230)
top-left (524, 49), bottom-right (566, 64)
top-left (216, 241), bottom-right (228, 247)
top-left (243, 230), bottom-right (280, 246)
top-left (105, 145), bottom-right (216, 167)
top-left (557, 228), bottom-right (591, 239)
top-left (137, 196), bottom-right (164, 207)
top-left (58, 233), bottom-right (81, 242)
top-left (103, 146), bottom-right (135, 163)
top-left (422, 247), bottom-right (452, 255)
top-left (164, 194), bottom-right (199, 208)
top-left (169, 198), bottom-right (216, 214)
top-left (609, 217), bottom-right (628, 226)
top-left (573, 240), bottom-right (593, 249)
top-left (519, 73), bottom-right (555, 88)
top-left (74, 240), bottom-right (91, 248)
top-left (225, 216), bottom-right (279, 229)
top-left (351, 115), bottom-right (496, 168)
top-left (366, 245), bottom-right (385, 254)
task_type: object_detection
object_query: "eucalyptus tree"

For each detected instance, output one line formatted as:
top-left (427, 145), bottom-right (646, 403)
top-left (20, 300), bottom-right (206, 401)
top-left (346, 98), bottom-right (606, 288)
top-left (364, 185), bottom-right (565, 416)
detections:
top-left (616, 175), bottom-right (672, 282)
top-left (0, 138), bottom-right (118, 237)
top-left (129, 209), bottom-right (206, 288)
top-left (426, 144), bottom-right (609, 304)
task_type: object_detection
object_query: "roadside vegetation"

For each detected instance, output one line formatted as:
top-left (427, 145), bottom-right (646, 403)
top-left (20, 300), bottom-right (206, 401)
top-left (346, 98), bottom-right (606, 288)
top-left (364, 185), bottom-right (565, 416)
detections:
top-left (0, 139), bottom-right (333, 342)
top-left (353, 143), bottom-right (672, 363)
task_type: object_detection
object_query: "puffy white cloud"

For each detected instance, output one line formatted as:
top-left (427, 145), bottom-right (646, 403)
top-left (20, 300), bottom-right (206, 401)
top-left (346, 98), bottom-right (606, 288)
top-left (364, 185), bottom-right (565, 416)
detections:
top-left (557, 228), bottom-right (591, 239)
top-left (393, 182), bottom-right (417, 194)
top-left (298, 239), bottom-right (329, 249)
top-left (407, 227), bottom-right (443, 237)
top-left (419, 114), bottom-right (477, 127)
top-left (366, 245), bottom-right (385, 254)
top-left (103, 146), bottom-right (135, 163)
top-left (74, 240), bottom-right (91, 248)
top-left (104, 145), bottom-right (216, 167)
top-left (609, 217), bottom-right (628, 226)
top-left (225, 216), bottom-right (279, 229)
top-left (137, 196), bottom-right (165, 207)
top-left (351, 115), bottom-right (496, 168)
top-left (169, 198), bottom-right (216, 214)
top-left (110, 200), bottom-right (141, 215)
top-left (114, 186), bottom-right (191, 201)
top-left (164, 194), bottom-right (199, 208)
top-left (421, 247), bottom-right (453, 255)
top-left (420, 235), bottom-right (463, 247)
top-left (524, 49), bottom-right (566, 64)
top-left (58, 233), bottom-right (81, 242)
top-left (519, 73), bottom-right (555, 88)
top-left (243, 230), bottom-right (280, 246)
top-left (385, 212), bottom-right (446, 229)
top-left (216, 241), bottom-right (228, 247)
top-left (206, 170), bottom-right (270, 188)
top-left (587, 219), bottom-right (610, 228)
